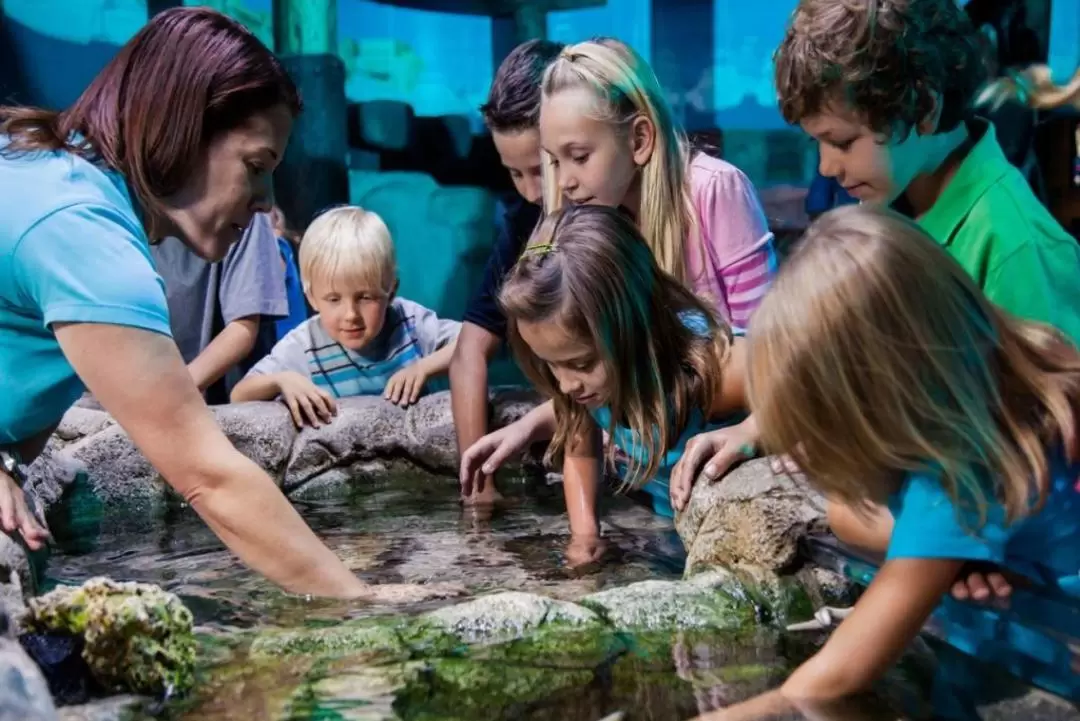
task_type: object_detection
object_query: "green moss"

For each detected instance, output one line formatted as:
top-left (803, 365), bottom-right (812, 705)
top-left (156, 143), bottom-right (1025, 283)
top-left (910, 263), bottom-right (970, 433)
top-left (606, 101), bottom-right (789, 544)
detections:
top-left (25, 577), bottom-right (196, 696)
top-left (249, 619), bottom-right (410, 661)
top-left (392, 656), bottom-right (593, 721)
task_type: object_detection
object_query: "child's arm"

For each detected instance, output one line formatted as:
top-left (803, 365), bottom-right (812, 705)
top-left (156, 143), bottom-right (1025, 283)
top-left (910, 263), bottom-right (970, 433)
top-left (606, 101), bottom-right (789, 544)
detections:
top-left (232, 371), bottom-right (336, 427)
top-left (231, 372), bottom-right (285, 402)
top-left (774, 557), bottom-right (963, 705)
top-left (563, 414), bottom-right (603, 539)
top-left (188, 316), bottom-right (261, 392)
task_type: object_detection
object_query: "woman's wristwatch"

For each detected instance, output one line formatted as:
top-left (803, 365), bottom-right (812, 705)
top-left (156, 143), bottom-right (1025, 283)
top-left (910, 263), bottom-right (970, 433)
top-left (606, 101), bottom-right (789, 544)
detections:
top-left (0, 449), bottom-right (25, 489)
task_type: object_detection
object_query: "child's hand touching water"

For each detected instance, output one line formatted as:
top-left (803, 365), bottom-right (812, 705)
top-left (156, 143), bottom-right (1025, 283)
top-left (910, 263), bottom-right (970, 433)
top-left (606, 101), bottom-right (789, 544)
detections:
top-left (670, 418), bottom-right (760, 512)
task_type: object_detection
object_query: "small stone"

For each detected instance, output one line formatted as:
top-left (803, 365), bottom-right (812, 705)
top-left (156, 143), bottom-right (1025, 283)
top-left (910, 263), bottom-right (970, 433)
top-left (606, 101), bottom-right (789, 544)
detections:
top-left (422, 591), bottom-right (600, 644)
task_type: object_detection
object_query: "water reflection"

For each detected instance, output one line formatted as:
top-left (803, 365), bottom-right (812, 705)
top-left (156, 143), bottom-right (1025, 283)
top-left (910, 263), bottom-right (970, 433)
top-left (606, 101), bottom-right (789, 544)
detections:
top-left (42, 471), bottom-right (686, 629)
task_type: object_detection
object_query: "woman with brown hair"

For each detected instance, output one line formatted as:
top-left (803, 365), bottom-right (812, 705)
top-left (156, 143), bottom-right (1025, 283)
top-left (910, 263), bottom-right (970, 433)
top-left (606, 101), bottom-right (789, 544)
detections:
top-left (0, 8), bottom-right (453, 603)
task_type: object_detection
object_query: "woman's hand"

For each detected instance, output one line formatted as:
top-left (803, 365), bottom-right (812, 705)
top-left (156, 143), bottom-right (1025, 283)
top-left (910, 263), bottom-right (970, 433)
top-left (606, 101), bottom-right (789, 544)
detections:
top-left (0, 465), bottom-right (50, 551)
top-left (670, 417), bottom-right (760, 512)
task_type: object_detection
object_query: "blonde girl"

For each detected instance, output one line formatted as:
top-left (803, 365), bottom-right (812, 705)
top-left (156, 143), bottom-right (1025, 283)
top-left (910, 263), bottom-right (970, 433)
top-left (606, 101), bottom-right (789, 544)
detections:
top-left (539, 37), bottom-right (776, 330)
top-left (699, 204), bottom-right (1080, 715)
top-left (499, 205), bottom-right (750, 567)
top-left (460, 38), bottom-right (772, 496)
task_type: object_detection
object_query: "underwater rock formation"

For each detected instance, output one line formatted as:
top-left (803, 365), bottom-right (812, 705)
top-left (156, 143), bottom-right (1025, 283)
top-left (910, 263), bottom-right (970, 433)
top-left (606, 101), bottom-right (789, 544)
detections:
top-left (23, 577), bottom-right (196, 696)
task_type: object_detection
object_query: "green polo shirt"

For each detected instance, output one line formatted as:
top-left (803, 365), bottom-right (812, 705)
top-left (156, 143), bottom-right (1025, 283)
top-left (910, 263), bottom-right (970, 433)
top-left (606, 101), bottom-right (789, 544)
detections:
top-left (918, 120), bottom-right (1080, 345)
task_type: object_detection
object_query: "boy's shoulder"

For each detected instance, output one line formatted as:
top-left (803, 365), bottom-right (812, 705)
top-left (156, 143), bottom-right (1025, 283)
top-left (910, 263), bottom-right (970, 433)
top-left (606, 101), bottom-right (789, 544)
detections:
top-left (922, 119), bottom-right (1076, 264)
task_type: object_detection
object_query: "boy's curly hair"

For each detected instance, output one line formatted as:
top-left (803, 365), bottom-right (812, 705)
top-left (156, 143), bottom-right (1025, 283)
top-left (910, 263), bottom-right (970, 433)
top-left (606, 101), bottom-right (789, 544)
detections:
top-left (774, 0), bottom-right (988, 139)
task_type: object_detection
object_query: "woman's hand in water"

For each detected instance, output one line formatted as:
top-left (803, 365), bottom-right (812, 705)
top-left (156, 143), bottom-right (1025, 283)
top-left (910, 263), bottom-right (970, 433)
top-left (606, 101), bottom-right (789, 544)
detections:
top-left (0, 467), bottom-right (50, 551)
top-left (670, 417), bottom-right (760, 512)
top-left (356, 581), bottom-right (467, 604)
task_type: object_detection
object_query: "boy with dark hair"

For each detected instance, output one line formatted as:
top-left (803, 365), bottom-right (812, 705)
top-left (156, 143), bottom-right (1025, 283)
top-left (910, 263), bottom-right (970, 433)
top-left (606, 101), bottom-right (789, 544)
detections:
top-left (451, 39), bottom-right (564, 504)
top-left (774, 0), bottom-right (1080, 342)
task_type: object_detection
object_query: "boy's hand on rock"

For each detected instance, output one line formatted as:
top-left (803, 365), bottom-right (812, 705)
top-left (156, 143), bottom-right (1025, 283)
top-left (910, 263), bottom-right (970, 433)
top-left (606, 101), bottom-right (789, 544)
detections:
top-left (0, 466), bottom-right (50, 551)
top-left (384, 364), bottom-right (428, 407)
top-left (276, 372), bottom-right (337, 428)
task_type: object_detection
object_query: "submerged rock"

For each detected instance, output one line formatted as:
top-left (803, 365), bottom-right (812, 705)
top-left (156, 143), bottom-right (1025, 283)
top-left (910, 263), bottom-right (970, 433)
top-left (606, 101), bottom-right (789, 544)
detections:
top-left (24, 577), bottom-right (196, 696)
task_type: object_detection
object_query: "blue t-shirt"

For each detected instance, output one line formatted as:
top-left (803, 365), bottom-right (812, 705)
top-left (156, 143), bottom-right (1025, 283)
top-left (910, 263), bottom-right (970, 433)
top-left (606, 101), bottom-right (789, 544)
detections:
top-left (274, 236), bottom-right (308, 342)
top-left (0, 138), bottom-right (171, 444)
top-left (590, 312), bottom-right (745, 517)
top-left (887, 451), bottom-right (1080, 594)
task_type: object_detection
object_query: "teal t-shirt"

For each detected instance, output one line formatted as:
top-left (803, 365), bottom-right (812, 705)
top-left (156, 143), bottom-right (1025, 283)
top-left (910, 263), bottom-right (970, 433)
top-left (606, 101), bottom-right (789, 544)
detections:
top-left (0, 138), bottom-right (172, 444)
top-left (888, 451), bottom-right (1080, 594)
top-left (591, 312), bottom-right (745, 517)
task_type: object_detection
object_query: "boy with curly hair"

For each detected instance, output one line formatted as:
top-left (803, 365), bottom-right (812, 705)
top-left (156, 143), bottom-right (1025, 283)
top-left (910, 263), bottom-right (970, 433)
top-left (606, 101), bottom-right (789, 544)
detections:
top-left (774, 0), bottom-right (1080, 342)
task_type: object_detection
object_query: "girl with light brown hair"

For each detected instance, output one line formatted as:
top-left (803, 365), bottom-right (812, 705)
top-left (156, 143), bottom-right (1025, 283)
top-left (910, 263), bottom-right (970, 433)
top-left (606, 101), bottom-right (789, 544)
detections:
top-left (498, 205), bottom-right (751, 567)
top-left (696, 203), bottom-right (1080, 714)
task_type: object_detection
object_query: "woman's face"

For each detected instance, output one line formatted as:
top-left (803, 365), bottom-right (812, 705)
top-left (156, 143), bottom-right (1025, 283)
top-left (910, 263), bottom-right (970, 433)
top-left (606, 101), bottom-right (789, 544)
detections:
top-left (163, 104), bottom-right (292, 261)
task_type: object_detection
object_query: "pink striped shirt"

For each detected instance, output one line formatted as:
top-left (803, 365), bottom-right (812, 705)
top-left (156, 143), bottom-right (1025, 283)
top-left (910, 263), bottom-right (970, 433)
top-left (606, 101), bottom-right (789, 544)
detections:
top-left (685, 153), bottom-right (777, 329)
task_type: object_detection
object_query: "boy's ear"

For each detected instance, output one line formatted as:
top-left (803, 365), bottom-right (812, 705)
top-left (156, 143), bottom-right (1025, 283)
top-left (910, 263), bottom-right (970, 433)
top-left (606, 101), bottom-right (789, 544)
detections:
top-left (916, 89), bottom-right (943, 136)
top-left (629, 113), bottom-right (656, 167)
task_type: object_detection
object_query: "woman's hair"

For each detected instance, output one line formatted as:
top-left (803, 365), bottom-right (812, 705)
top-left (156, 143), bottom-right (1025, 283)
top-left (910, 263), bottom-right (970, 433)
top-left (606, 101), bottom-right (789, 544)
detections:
top-left (0, 7), bottom-right (301, 239)
top-left (539, 38), bottom-right (701, 288)
top-left (499, 205), bottom-right (732, 486)
top-left (749, 204), bottom-right (1080, 524)
top-left (299, 206), bottom-right (396, 296)
top-left (773, 0), bottom-right (986, 139)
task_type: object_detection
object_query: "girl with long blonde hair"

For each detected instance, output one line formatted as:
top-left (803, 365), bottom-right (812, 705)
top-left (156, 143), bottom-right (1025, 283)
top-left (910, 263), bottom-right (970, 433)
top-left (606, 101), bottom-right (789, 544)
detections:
top-left (459, 38), bottom-right (774, 497)
top-left (538, 38), bottom-right (776, 329)
top-left (699, 203), bottom-right (1080, 714)
top-left (499, 205), bottom-right (750, 567)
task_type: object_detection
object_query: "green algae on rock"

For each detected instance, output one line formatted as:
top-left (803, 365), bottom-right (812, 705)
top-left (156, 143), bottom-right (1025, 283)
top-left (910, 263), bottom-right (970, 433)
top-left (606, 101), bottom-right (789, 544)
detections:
top-left (24, 577), bottom-right (196, 696)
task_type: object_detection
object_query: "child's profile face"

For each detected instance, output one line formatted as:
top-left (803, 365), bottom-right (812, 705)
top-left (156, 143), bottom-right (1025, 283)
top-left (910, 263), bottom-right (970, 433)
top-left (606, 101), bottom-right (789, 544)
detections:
top-left (306, 274), bottom-right (392, 352)
top-left (492, 128), bottom-right (544, 205)
top-left (800, 106), bottom-right (928, 207)
top-left (517, 319), bottom-right (609, 409)
top-left (540, 87), bottom-right (643, 210)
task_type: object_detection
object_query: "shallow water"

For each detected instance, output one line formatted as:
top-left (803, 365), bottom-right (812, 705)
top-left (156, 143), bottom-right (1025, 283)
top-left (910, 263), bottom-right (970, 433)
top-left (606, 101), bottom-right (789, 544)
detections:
top-left (43, 471), bottom-right (685, 630)
top-left (39, 471), bottom-right (1080, 721)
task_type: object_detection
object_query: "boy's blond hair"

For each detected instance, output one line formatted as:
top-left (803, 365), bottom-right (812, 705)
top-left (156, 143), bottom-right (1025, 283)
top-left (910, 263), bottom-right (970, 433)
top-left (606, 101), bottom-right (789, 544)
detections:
top-left (773, 0), bottom-right (986, 138)
top-left (749, 205), bottom-right (1080, 525)
top-left (298, 206), bottom-right (396, 296)
top-left (539, 38), bottom-right (701, 288)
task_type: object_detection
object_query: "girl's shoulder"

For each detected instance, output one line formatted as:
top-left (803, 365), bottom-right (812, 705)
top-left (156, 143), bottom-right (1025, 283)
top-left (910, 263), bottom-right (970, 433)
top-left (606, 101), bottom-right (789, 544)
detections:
top-left (686, 152), bottom-right (753, 190)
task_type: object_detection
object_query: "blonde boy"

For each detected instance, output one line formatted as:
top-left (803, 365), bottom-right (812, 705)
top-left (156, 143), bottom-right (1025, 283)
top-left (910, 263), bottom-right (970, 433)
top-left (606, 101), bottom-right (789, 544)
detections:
top-left (231, 206), bottom-right (461, 426)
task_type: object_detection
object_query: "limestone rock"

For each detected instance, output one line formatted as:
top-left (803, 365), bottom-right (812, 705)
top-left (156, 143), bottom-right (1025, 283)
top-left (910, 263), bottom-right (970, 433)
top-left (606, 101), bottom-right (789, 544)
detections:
top-left (423, 591), bottom-right (601, 644)
top-left (24, 578), bottom-right (196, 696)
top-left (0, 601), bottom-right (58, 721)
top-left (47, 389), bottom-right (543, 509)
top-left (675, 458), bottom-right (827, 573)
top-left (581, 570), bottom-right (755, 630)
top-left (0, 534), bottom-right (32, 623)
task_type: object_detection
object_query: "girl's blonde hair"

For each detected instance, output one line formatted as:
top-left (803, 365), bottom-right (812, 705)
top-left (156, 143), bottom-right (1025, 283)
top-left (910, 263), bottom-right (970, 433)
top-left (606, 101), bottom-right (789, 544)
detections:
top-left (749, 204), bottom-right (1080, 524)
top-left (298, 206), bottom-right (396, 296)
top-left (499, 205), bottom-right (731, 486)
top-left (539, 38), bottom-right (701, 287)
